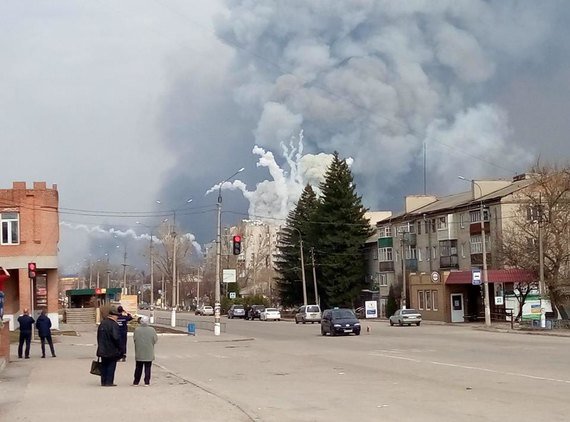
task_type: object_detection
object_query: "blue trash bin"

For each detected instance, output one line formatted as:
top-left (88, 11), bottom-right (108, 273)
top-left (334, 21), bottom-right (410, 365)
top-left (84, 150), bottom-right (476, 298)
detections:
top-left (187, 322), bottom-right (196, 336)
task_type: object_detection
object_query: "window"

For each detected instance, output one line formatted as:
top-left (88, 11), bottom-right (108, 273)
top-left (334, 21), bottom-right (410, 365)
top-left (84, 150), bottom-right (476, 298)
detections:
top-left (425, 247), bottom-right (430, 261)
top-left (424, 220), bottom-right (430, 233)
top-left (379, 247), bottom-right (393, 261)
top-left (405, 246), bottom-right (417, 260)
top-left (470, 234), bottom-right (490, 254)
top-left (459, 213), bottom-right (466, 229)
top-left (437, 216), bottom-right (447, 230)
top-left (372, 248), bottom-right (378, 260)
top-left (1, 212), bottom-right (19, 245)
top-left (431, 219), bottom-right (436, 233)
top-left (418, 248), bottom-right (422, 262)
top-left (425, 290), bottom-right (432, 310)
top-left (417, 221), bottom-right (422, 235)
top-left (418, 291), bottom-right (425, 310)
top-left (432, 291), bottom-right (439, 311)
top-left (379, 226), bottom-right (392, 237)
top-left (470, 210), bottom-right (481, 223)
top-left (432, 245), bottom-right (437, 260)
top-left (378, 273), bottom-right (388, 287)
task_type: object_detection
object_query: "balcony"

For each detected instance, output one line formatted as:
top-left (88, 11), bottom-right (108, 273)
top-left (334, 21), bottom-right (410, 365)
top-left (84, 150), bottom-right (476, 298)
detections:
top-left (440, 255), bottom-right (459, 269)
top-left (378, 237), bottom-right (393, 248)
top-left (405, 259), bottom-right (418, 272)
top-left (378, 261), bottom-right (395, 272)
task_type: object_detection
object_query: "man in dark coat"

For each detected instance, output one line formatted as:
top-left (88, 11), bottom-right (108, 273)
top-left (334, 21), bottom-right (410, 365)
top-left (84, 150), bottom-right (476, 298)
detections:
top-left (36, 309), bottom-right (56, 358)
top-left (96, 308), bottom-right (122, 387)
top-left (116, 305), bottom-right (132, 361)
top-left (17, 308), bottom-right (35, 359)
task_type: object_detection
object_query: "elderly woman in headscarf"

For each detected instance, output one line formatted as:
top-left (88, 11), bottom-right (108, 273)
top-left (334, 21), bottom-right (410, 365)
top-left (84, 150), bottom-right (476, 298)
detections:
top-left (132, 315), bottom-right (158, 386)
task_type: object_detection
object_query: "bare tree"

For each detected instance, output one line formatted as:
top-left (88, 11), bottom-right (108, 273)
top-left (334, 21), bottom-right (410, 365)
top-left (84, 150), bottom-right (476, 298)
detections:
top-left (498, 165), bottom-right (570, 318)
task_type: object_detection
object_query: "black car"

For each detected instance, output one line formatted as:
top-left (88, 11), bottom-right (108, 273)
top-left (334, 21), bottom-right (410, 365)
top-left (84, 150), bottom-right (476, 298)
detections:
top-left (321, 308), bottom-right (361, 336)
top-left (247, 305), bottom-right (265, 320)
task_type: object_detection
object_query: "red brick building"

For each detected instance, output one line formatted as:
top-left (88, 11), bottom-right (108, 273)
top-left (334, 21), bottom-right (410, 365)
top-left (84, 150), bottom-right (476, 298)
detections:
top-left (0, 181), bottom-right (59, 332)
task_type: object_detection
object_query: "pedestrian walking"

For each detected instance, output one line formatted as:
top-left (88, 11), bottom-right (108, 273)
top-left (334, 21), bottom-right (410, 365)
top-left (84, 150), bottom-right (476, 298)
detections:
top-left (17, 308), bottom-right (35, 359)
top-left (132, 315), bottom-right (158, 386)
top-left (36, 309), bottom-right (56, 358)
top-left (96, 306), bottom-right (122, 387)
top-left (116, 305), bottom-right (133, 361)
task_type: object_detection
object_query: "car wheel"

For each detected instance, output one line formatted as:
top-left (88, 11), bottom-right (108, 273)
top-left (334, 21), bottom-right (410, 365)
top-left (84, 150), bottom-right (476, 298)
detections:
top-left (416, 322), bottom-right (421, 326)
top-left (355, 330), bottom-right (361, 336)
top-left (389, 320), bottom-right (394, 326)
top-left (302, 319), bottom-right (306, 324)
top-left (330, 329), bottom-right (335, 337)
top-left (399, 320), bottom-right (403, 326)
top-left (295, 318), bottom-right (299, 324)
top-left (321, 327), bottom-right (326, 336)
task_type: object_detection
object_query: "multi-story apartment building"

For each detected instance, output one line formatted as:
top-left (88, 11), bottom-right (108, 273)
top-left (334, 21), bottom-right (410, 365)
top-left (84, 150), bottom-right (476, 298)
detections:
top-left (372, 175), bottom-right (536, 322)
top-left (231, 220), bottom-right (279, 300)
top-left (0, 182), bottom-right (60, 331)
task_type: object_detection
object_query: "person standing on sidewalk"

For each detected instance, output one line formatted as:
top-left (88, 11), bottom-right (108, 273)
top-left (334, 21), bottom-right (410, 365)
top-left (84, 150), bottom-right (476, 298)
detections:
top-left (116, 305), bottom-right (133, 362)
top-left (36, 309), bottom-right (56, 358)
top-left (132, 315), bottom-right (158, 386)
top-left (17, 309), bottom-right (35, 359)
top-left (96, 307), bottom-right (122, 387)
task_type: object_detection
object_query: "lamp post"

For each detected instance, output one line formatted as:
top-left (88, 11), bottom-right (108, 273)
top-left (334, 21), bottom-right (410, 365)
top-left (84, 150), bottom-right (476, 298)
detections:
top-left (214, 167), bottom-right (245, 336)
top-left (459, 176), bottom-right (491, 327)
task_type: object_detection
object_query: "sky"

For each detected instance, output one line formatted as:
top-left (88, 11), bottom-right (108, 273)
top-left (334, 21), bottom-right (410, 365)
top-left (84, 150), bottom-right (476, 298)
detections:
top-left (1, 0), bottom-right (570, 274)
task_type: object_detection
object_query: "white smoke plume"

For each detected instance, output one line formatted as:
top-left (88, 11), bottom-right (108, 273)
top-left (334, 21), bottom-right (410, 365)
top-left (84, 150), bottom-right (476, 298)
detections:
top-left (206, 132), bottom-right (333, 223)
top-left (214, 1), bottom-right (559, 203)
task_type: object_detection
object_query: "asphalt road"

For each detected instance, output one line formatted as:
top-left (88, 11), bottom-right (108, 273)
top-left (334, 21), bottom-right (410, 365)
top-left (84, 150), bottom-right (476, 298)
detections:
top-left (148, 314), bottom-right (570, 421)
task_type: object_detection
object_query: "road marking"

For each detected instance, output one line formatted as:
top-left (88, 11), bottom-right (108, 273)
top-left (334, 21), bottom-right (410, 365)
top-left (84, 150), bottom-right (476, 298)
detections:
top-left (369, 352), bottom-right (570, 385)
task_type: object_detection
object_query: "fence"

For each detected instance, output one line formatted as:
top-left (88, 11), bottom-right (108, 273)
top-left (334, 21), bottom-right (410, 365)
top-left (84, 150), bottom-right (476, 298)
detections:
top-left (153, 314), bottom-right (227, 333)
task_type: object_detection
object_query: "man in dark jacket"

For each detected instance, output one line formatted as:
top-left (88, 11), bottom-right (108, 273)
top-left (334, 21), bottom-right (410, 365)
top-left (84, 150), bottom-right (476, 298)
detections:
top-left (96, 308), bottom-right (122, 387)
top-left (17, 308), bottom-right (35, 359)
top-left (36, 309), bottom-right (56, 358)
top-left (116, 305), bottom-right (132, 361)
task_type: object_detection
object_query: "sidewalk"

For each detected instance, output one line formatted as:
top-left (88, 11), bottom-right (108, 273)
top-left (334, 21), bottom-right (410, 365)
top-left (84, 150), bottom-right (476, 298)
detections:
top-left (0, 324), bottom-right (254, 422)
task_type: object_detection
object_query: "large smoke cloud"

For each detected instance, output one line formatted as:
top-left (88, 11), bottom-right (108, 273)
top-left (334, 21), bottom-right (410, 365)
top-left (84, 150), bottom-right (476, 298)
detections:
top-left (213, 0), bottom-right (561, 206)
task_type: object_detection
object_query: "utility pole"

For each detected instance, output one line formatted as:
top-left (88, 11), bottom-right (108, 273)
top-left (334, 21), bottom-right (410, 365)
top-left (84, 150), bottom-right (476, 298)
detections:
top-left (401, 231), bottom-right (407, 310)
top-left (122, 246), bottom-right (128, 292)
top-left (310, 247), bottom-right (318, 305)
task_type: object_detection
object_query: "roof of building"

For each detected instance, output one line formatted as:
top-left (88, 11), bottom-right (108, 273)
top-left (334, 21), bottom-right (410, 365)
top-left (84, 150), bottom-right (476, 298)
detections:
top-left (445, 269), bottom-right (536, 285)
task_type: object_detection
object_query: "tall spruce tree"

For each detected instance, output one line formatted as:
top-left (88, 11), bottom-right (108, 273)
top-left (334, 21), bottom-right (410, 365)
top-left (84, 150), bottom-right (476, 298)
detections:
top-left (312, 152), bottom-right (373, 309)
top-left (275, 184), bottom-right (319, 306)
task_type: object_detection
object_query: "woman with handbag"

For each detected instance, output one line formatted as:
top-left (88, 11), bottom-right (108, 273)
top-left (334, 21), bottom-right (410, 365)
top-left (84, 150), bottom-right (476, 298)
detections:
top-left (96, 306), bottom-right (122, 387)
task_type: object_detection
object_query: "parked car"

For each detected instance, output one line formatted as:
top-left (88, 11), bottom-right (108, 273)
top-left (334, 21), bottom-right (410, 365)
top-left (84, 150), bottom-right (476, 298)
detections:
top-left (295, 305), bottom-right (322, 324)
top-left (321, 308), bottom-right (361, 336)
top-left (260, 308), bottom-right (281, 321)
top-left (389, 309), bottom-right (422, 326)
top-left (228, 304), bottom-right (246, 319)
top-left (247, 305), bottom-right (265, 320)
top-left (196, 305), bottom-right (214, 316)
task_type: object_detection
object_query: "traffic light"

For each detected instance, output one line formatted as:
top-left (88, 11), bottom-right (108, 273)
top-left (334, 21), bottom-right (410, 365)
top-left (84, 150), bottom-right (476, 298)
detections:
top-left (28, 262), bottom-right (37, 279)
top-left (232, 235), bottom-right (242, 255)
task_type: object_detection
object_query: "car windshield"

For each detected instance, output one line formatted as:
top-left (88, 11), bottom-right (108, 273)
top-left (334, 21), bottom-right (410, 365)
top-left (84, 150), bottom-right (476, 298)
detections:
top-left (234, 305), bottom-right (244, 309)
top-left (204, 306), bottom-right (213, 310)
top-left (402, 309), bottom-right (419, 314)
top-left (266, 308), bottom-right (277, 312)
top-left (307, 306), bottom-right (320, 312)
top-left (332, 309), bottom-right (356, 319)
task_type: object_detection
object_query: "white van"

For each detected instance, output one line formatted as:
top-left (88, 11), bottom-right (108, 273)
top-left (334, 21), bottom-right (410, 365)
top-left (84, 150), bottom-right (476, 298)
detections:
top-left (295, 305), bottom-right (322, 324)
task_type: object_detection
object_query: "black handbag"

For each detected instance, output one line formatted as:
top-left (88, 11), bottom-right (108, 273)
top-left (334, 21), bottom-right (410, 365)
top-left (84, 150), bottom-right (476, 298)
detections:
top-left (90, 358), bottom-right (101, 376)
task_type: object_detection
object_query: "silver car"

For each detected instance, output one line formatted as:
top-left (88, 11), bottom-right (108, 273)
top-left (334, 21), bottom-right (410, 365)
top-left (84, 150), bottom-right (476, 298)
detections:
top-left (389, 309), bottom-right (422, 326)
top-left (295, 305), bottom-right (322, 324)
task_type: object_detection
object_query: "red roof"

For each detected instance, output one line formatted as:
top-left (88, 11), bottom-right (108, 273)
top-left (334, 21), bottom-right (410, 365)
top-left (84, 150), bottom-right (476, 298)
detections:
top-left (445, 269), bottom-right (535, 285)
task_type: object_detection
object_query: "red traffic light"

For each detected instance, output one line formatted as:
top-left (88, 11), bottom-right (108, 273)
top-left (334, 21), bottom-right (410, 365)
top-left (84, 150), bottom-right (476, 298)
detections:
top-left (28, 262), bottom-right (37, 279)
top-left (232, 235), bottom-right (242, 255)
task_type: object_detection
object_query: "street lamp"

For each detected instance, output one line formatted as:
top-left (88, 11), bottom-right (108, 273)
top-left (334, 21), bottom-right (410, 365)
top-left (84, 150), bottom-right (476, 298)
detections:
top-left (214, 167), bottom-right (245, 336)
top-left (459, 176), bottom-right (491, 327)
